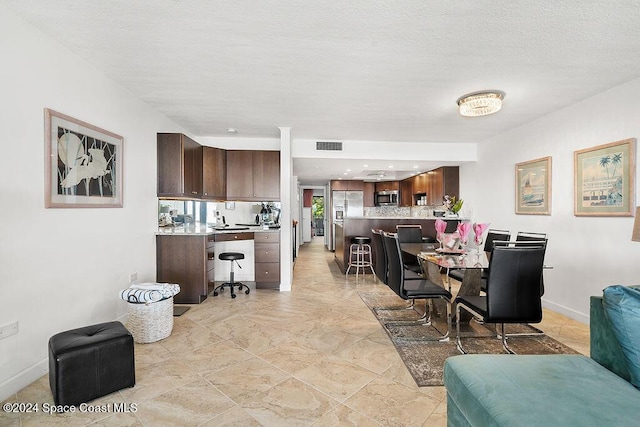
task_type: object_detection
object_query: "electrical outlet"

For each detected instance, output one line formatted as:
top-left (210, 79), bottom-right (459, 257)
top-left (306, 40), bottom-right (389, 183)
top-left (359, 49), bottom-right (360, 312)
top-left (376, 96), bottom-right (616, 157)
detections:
top-left (129, 272), bottom-right (138, 283)
top-left (0, 321), bottom-right (18, 340)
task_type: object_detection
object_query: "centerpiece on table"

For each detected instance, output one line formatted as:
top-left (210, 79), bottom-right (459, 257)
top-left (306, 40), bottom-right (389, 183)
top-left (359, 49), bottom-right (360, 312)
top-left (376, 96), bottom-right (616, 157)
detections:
top-left (444, 195), bottom-right (463, 217)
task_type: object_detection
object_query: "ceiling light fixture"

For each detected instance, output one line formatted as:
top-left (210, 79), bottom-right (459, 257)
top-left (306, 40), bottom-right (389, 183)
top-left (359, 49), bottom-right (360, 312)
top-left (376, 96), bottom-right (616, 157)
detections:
top-left (456, 90), bottom-right (505, 117)
top-left (227, 128), bottom-right (238, 133)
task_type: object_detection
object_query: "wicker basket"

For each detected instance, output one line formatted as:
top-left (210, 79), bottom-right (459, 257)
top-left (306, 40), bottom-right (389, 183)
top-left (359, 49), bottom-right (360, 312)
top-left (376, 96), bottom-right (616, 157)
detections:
top-left (126, 296), bottom-right (174, 343)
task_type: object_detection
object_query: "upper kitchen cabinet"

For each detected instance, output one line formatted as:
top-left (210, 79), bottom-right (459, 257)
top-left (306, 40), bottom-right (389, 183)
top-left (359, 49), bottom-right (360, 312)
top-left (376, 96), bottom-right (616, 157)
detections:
top-left (226, 150), bottom-right (280, 201)
top-left (202, 146), bottom-right (226, 200)
top-left (374, 181), bottom-right (400, 192)
top-left (157, 133), bottom-right (203, 198)
top-left (412, 173), bottom-right (428, 195)
top-left (363, 182), bottom-right (375, 207)
top-left (330, 180), bottom-right (364, 191)
top-left (429, 166), bottom-right (459, 205)
top-left (399, 178), bottom-right (413, 207)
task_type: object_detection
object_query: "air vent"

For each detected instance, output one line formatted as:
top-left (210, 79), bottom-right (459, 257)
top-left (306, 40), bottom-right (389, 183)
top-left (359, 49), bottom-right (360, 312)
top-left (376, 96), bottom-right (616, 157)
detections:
top-left (316, 141), bottom-right (343, 151)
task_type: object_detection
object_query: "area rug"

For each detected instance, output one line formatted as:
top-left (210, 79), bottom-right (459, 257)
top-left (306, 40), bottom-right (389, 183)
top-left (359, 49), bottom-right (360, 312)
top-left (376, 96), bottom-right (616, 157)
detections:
top-left (359, 291), bottom-right (580, 387)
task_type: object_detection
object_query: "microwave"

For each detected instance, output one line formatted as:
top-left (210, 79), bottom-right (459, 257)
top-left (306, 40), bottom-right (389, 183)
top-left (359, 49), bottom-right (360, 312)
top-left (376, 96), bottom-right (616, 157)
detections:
top-left (374, 190), bottom-right (399, 206)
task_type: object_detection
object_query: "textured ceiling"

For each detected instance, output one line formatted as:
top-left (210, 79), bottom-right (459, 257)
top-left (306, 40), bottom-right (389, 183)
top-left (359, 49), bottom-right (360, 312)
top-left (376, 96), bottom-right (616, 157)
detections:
top-left (6, 1), bottom-right (640, 183)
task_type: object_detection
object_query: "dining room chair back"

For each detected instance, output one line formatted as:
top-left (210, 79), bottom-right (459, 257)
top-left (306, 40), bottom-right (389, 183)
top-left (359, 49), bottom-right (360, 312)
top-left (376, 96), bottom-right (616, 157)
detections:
top-left (515, 231), bottom-right (548, 295)
top-left (370, 229), bottom-right (387, 284)
top-left (396, 225), bottom-right (423, 243)
top-left (483, 229), bottom-right (511, 253)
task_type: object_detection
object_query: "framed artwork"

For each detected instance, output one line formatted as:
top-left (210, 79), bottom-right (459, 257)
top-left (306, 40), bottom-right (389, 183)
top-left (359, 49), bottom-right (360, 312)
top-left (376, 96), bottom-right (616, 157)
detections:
top-left (45, 109), bottom-right (123, 208)
top-left (515, 156), bottom-right (552, 215)
top-left (574, 138), bottom-right (636, 216)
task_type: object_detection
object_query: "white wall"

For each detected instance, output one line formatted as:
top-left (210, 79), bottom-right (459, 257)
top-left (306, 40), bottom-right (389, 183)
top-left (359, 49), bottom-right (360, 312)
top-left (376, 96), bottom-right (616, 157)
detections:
top-left (0, 7), bottom-right (186, 400)
top-left (461, 77), bottom-right (640, 323)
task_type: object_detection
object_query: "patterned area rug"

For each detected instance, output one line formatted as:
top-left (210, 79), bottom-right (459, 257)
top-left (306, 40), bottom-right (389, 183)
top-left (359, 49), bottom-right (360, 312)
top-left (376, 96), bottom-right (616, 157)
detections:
top-left (359, 291), bottom-right (580, 387)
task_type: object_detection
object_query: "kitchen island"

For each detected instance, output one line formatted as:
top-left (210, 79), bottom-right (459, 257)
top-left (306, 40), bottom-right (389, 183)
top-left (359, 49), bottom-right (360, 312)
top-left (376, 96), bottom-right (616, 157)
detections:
top-left (335, 217), bottom-right (461, 274)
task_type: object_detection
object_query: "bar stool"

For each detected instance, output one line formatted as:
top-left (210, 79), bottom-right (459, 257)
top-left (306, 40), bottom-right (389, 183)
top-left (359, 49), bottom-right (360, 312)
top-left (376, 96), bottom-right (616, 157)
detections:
top-left (213, 252), bottom-right (250, 298)
top-left (346, 236), bottom-right (375, 280)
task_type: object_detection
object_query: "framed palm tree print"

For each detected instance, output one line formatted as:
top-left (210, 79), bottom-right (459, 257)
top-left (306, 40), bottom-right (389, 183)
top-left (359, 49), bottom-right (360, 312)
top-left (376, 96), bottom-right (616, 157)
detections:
top-left (574, 138), bottom-right (635, 216)
top-left (516, 156), bottom-right (552, 215)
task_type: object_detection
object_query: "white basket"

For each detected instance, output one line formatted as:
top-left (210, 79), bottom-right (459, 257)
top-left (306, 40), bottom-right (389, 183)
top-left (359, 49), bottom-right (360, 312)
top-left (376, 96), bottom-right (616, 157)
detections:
top-left (126, 297), bottom-right (174, 344)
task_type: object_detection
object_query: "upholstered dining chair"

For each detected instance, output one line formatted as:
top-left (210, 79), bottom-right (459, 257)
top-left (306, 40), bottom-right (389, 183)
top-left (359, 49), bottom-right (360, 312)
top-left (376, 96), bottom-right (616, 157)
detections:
top-left (516, 231), bottom-right (548, 296)
top-left (370, 229), bottom-right (387, 283)
top-left (382, 231), bottom-right (452, 341)
top-left (396, 225), bottom-right (424, 275)
top-left (454, 240), bottom-right (546, 354)
top-left (448, 228), bottom-right (511, 284)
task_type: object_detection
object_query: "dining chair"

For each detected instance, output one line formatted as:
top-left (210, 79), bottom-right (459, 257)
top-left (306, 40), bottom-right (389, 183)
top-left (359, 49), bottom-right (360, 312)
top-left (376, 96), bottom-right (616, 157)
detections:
top-left (396, 225), bottom-right (424, 275)
top-left (454, 240), bottom-right (546, 354)
top-left (382, 231), bottom-right (452, 340)
top-left (370, 229), bottom-right (387, 283)
top-left (516, 231), bottom-right (548, 296)
top-left (448, 228), bottom-right (511, 284)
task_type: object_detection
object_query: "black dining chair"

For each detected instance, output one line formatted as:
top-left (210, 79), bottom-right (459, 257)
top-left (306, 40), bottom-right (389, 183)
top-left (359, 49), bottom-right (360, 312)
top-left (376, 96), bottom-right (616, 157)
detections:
top-left (382, 232), bottom-right (452, 340)
top-left (448, 229), bottom-right (511, 284)
top-left (454, 240), bottom-right (546, 354)
top-left (396, 225), bottom-right (424, 275)
top-left (516, 231), bottom-right (548, 296)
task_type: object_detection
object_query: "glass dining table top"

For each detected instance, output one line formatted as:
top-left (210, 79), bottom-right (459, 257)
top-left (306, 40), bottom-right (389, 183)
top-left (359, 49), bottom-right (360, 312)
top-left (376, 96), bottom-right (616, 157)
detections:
top-left (401, 243), bottom-right (489, 270)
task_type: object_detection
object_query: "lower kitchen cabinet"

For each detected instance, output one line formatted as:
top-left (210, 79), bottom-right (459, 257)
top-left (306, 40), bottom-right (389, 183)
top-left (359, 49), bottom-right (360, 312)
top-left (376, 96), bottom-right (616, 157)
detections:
top-left (156, 234), bottom-right (215, 304)
top-left (254, 232), bottom-right (280, 289)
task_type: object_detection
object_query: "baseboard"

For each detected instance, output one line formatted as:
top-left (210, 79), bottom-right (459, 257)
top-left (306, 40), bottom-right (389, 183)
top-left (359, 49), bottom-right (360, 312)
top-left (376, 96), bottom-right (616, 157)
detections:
top-left (0, 358), bottom-right (48, 402)
top-left (542, 299), bottom-right (589, 324)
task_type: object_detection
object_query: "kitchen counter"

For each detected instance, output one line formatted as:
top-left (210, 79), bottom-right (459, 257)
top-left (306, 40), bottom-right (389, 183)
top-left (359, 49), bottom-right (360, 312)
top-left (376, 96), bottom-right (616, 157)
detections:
top-left (156, 224), bottom-right (281, 236)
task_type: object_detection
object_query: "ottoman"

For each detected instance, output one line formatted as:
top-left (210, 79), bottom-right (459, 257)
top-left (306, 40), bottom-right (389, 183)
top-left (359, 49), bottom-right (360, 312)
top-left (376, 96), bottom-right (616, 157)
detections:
top-left (48, 321), bottom-right (135, 406)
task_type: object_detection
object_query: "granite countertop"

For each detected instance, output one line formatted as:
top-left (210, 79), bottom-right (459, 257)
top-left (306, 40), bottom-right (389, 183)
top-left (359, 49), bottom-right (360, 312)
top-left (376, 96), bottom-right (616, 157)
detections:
top-left (346, 216), bottom-right (466, 220)
top-left (156, 224), bottom-right (281, 236)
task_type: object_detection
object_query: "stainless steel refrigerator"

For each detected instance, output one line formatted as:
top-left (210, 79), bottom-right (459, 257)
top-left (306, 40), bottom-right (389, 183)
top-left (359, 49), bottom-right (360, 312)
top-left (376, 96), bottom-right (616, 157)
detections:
top-left (330, 190), bottom-right (364, 250)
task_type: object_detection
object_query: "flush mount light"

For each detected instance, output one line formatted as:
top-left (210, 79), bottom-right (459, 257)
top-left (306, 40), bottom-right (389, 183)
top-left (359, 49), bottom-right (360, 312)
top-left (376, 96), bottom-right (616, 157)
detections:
top-left (456, 90), bottom-right (505, 117)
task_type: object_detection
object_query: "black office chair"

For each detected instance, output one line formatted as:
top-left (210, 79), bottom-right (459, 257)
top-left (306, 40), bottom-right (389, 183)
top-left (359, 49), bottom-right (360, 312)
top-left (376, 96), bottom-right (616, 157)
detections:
top-left (454, 241), bottom-right (546, 354)
top-left (382, 232), bottom-right (452, 340)
top-left (448, 229), bottom-right (511, 284)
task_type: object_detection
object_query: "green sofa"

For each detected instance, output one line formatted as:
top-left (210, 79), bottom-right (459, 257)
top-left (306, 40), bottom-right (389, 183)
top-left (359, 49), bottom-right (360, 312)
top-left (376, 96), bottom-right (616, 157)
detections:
top-left (443, 296), bottom-right (640, 426)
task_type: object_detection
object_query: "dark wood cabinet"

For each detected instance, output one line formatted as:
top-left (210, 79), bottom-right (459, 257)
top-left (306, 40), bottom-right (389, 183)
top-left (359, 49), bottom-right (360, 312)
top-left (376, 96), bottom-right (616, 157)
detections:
top-left (400, 178), bottom-right (413, 207)
top-left (156, 234), bottom-right (214, 304)
top-left (429, 166), bottom-right (459, 205)
top-left (157, 133), bottom-right (203, 198)
top-left (226, 150), bottom-right (280, 201)
top-left (254, 232), bottom-right (280, 289)
top-left (374, 181), bottom-right (400, 192)
top-left (202, 146), bottom-right (226, 200)
top-left (330, 180), bottom-right (364, 191)
top-left (363, 182), bottom-right (375, 207)
top-left (412, 173), bottom-right (428, 195)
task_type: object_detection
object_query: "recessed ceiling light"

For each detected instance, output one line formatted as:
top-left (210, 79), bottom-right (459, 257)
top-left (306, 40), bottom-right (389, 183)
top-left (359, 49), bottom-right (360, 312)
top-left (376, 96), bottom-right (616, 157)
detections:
top-left (413, 165), bottom-right (418, 169)
top-left (343, 172), bottom-right (348, 175)
top-left (388, 165), bottom-right (394, 168)
top-left (227, 128), bottom-right (238, 133)
top-left (346, 169), bottom-right (351, 172)
top-left (363, 164), bottom-right (368, 168)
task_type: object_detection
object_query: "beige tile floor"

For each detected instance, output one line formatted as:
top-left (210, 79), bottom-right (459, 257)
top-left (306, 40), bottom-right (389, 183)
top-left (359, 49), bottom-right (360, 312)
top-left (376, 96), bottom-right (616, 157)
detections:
top-left (2, 237), bottom-right (589, 426)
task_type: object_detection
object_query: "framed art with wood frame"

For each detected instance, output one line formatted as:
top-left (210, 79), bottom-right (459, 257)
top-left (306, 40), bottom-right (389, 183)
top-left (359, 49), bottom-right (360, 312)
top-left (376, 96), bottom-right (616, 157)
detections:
top-left (45, 109), bottom-right (123, 208)
top-left (574, 138), bottom-right (636, 217)
top-left (515, 156), bottom-right (552, 215)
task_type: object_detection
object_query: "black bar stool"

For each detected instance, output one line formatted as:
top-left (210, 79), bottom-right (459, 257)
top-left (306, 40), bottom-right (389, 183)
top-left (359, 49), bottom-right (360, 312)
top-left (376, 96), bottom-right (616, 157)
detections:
top-left (213, 252), bottom-right (250, 298)
top-left (346, 236), bottom-right (375, 280)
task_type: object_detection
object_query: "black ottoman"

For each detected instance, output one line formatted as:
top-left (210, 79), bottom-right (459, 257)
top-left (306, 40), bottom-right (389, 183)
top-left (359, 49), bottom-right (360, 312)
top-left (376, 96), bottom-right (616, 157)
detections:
top-left (48, 321), bottom-right (135, 406)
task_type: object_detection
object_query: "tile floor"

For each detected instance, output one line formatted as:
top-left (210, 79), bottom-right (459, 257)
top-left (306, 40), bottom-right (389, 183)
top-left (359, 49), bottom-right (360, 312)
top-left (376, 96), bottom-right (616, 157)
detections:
top-left (1, 237), bottom-right (590, 426)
